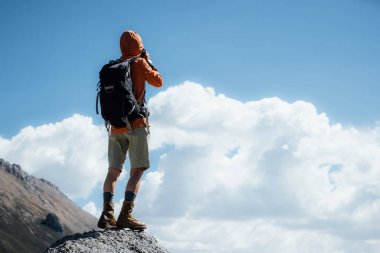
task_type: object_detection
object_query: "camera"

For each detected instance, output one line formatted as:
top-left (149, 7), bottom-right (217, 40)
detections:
top-left (140, 48), bottom-right (156, 69)
top-left (140, 48), bottom-right (147, 58)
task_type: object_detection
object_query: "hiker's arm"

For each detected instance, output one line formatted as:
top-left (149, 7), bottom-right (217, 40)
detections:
top-left (143, 60), bottom-right (163, 87)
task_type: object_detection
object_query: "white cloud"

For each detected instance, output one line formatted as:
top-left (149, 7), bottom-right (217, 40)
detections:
top-left (0, 114), bottom-right (108, 199)
top-left (134, 81), bottom-right (380, 252)
top-left (83, 201), bottom-right (100, 218)
top-left (1, 81), bottom-right (380, 252)
top-left (147, 218), bottom-right (357, 253)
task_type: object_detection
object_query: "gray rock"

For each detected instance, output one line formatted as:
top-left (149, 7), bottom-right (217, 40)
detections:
top-left (0, 159), bottom-right (30, 182)
top-left (42, 213), bottom-right (65, 235)
top-left (44, 229), bottom-right (170, 253)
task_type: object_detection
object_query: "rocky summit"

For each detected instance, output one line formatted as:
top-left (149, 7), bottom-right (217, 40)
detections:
top-left (44, 229), bottom-right (169, 253)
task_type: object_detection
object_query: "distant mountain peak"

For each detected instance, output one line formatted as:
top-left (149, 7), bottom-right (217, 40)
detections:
top-left (0, 158), bottom-right (59, 192)
top-left (0, 158), bottom-right (97, 253)
top-left (1, 158), bottom-right (31, 181)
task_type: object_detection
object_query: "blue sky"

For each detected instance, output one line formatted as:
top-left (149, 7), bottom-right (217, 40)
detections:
top-left (1, 0), bottom-right (380, 138)
top-left (1, 1), bottom-right (380, 252)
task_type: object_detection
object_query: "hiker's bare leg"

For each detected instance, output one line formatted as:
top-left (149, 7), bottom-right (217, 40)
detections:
top-left (103, 167), bottom-right (121, 192)
top-left (126, 167), bottom-right (145, 193)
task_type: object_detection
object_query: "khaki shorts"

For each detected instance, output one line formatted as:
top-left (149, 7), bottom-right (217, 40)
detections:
top-left (108, 127), bottom-right (150, 170)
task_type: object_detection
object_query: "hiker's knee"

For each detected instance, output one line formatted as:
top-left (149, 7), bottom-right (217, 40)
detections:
top-left (130, 167), bottom-right (144, 178)
top-left (108, 167), bottom-right (121, 180)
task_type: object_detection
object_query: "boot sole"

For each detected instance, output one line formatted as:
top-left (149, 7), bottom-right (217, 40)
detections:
top-left (98, 221), bottom-right (117, 229)
top-left (116, 224), bottom-right (146, 231)
top-left (119, 227), bottom-right (146, 232)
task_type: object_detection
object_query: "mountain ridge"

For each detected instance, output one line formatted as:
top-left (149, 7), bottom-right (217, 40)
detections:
top-left (0, 158), bottom-right (97, 253)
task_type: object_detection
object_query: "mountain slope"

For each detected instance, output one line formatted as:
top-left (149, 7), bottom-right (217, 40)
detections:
top-left (0, 158), bottom-right (97, 253)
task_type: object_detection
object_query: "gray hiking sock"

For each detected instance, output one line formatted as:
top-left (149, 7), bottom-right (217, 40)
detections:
top-left (103, 192), bottom-right (114, 202)
top-left (124, 191), bottom-right (136, 202)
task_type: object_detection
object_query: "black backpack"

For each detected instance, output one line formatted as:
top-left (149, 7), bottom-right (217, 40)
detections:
top-left (96, 58), bottom-right (148, 130)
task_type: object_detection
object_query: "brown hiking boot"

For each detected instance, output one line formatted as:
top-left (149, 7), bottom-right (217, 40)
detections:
top-left (97, 201), bottom-right (117, 229)
top-left (116, 201), bottom-right (147, 230)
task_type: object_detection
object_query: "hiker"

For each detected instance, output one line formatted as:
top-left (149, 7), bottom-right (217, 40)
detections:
top-left (97, 30), bottom-right (163, 230)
